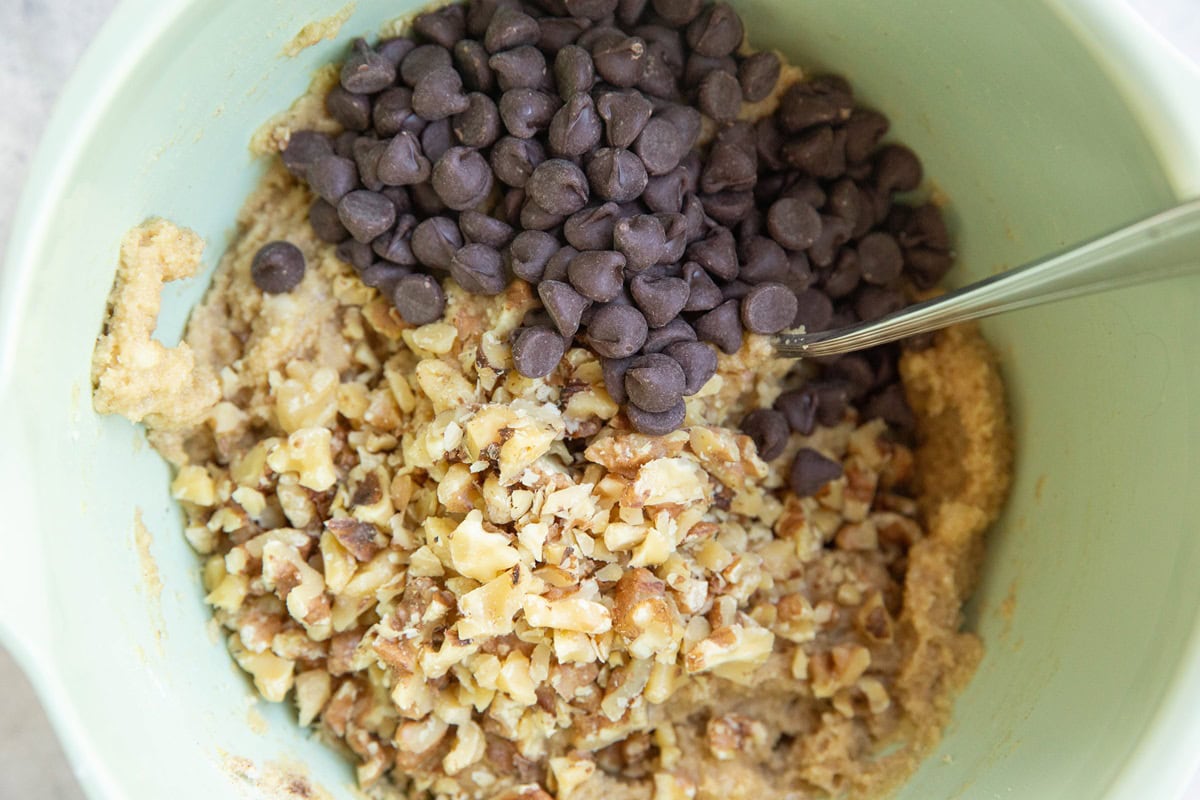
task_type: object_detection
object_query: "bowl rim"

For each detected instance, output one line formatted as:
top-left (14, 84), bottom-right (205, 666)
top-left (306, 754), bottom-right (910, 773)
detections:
top-left (1, 1), bottom-right (1198, 798)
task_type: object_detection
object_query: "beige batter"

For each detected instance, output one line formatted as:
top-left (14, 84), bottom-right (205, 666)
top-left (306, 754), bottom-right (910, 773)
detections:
top-left (92, 49), bottom-right (1011, 800)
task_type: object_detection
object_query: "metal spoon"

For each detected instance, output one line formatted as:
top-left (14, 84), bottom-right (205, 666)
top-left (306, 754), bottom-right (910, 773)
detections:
top-left (774, 199), bottom-right (1200, 359)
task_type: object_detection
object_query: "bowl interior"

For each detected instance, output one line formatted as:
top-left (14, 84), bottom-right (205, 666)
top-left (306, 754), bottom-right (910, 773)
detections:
top-left (2, 0), bottom-right (1198, 798)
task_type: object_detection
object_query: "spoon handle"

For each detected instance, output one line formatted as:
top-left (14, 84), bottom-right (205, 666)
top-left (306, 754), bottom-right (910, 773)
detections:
top-left (774, 198), bottom-right (1200, 359)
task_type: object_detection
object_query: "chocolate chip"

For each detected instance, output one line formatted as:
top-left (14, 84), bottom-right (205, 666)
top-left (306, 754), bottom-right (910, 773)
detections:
top-left (485, 6), bottom-right (541, 53)
top-left (738, 51), bottom-right (781, 103)
top-left (721, 280), bottom-right (752, 301)
top-left (681, 193), bottom-right (709, 242)
top-left (538, 280), bottom-right (592, 337)
top-left (593, 36), bottom-right (647, 88)
top-left (420, 118), bottom-right (456, 164)
top-left (341, 38), bottom-right (397, 94)
top-left (906, 247), bottom-right (955, 290)
top-left (377, 132), bottom-right (432, 186)
top-left (338, 190), bottom-right (397, 243)
top-left (686, 228), bottom-right (738, 281)
top-left (565, 203), bottom-right (620, 250)
top-left (643, 318), bottom-right (696, 353)
top-left (392, 273), bottom-right (447, 325)
top-left (359, 263), bottom-right (411, 296)
top-left (251, 241), bottom-right (305, 294)
top-left (774, 388), bottom-right (817, 435)
top-left (332, 130), bottom-right (358, 159)
top-left (460, 210), bottom-right (515, 249)
top-left (309, 200), bottom-right (349, 244)
top-left (740, 408), bottom-right (788, 460)
top-left (282, 131), bottom-right (332, 179)
top-left (491, 136), bottom-right (546, 188)
top-left (683, 52), bottom-right (735, 89)
top-left (619, 0), bottom-right (651, 27)
top-left (512, 325), bottom-right (567, 378)
top-left (467, 0), bottom-right (516, 37)
top-left (454, 93), bottom-right (503, 148)
top-left (454, 40), bottom-right (495, 93)
top-left (778, 79), bottom-right (853, 133)
top-left (684, 2), bottom-right (744, 58)
top-left (412, 181), bottom-right (448, 215)
top-left (568, 250), bottom-right (626, 302)
top-left (544, 246), bottom-right (578, 282)
top-left (789, 448), bottom-right (843, 497)
top-left (642, 168), bottom-right (687, 213)
top-left (612, 214), bottom-right (666, 273)
top-left (855, 285), bottom-right (906, 322)
top-left (826, 353), bottom-right (875, 400)
top-left (844, 108), bottom-right (889, 163)
top-left (811, 380), bottom-right (849, 426)
top-left (865, 383), bottom-right (915, 432)
top-left (701, 141), bottom-right (756, 195)
top-left (371, 88), bottom-right (416, 137)
top-left (431, 147), bottom-right (494, 211)
top-left (325, 90), bottom-right (371, 134)
top-left (857, 232), bottom-right (903, 286)
top-left (791, 288), bottom-right (834, 331)
top-left (548, 93), bottom-right (603, 157)
top-left (527, 159), bottom-right (591, 215)
top-left (450, 243), bottom-right (507, 295)
top-left (739, 282), bottom-right (798, 334)
top-left (539, 15), bottom-right (593, 52)
top-left (413, 4), bottom-right (466, 49)
top-left (694, 299), bottom-right (743, 354)
top-left (696, 71), bottom-right (742, 125)
top-left (587, 147), bottom-right (649, 203)
top-left (625, 353), bottom-right (686, 412)
top-left (782, 125), bottom-right (846, 179)
top-left (499, 88), bottom-right (560, 138)
top-left (874, 144), bottom-right (923, 193)
top-left (663, 340), bottom-right (716, 394)
top-left (400, 44), bottom-right (453, 86)
top-left (521, 199), bottom-right (567, 231)
top-left (337, 239), bottom-right (375, 270)
top-left (681, 262), bottom-right (723, 312)
top-left (373, 214), bottom-right (418, 265)
top-left (651, 0), bottom-right (703, 26)
top-left (767, 197), bottom-right (822, 251)
top-left (554, 46), bottom-right (596, 102)
top-left (377, 36), bottom-right (417, 67)
top-left (737, 236), bottom-right (788, 284)
top-left (596, 90), bottom-right (654, 149)
top-left (413, 67), bottom-right (471, 121)
top-left (587, 303), bottom-right (648, 358)
top-left (699, 191), bottom-right (754, 227)
top-left (489, 46), bottom-right (548, 91)
top-left (412, 216), bottom-right (464, 270)
top-left (505, 230), bottom-right (556, 282)
top-left (657, 212), bottom-right (689, 262)
top-left (629, 273), bottom-right (689, 328)
top-left (565, 0), bottom-right (619, 20)
top-left (601, 356), bottom-right (633, 403)
top-left (626, 398), bottom-right (686, 435)
top-left (308, 155), bottom-right (359, 204)
top-left (634, 117), bottom-right (686, 176)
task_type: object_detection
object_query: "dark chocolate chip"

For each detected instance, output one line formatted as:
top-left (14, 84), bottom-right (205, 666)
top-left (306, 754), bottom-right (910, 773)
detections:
top-left (642, 168), bottom-right (687, 213)
top-left (844, 108), bottom-right (889, 164)
top-left (413, 67), bottom-right (471, 121)
top-left (905, 247), bottom-right (955, 290)
top-left (874, 144), bottom-right (923, 193)
top-left (527, 159), bottom-right (591, 216)
top-left (739, 51), bottom-right (781, 103)
top-left (651, 0), bottom-right (703, 26)
top-left (337, 239), bottom-right (375, 270)
top-left (593, 36), bottom-right (647, 88)
top-left (450, 243), bottom-right (508, 295)
top-left (857, 232), bottom-right (903, 286)
top-left (625, 353), bottom-right (686, 413)
top-left (826, 353), bottom-right (875, 401)
top-left (778, 79), bottom-right (853, 133)
top-left (392, 273), bottom-right (447, 325)
top-left (359, 263), bottom-right (411, 296)
top-left (554, 46), bottom-right (596, 101)
top-left (568, 250), bottom-right (627, 302)
top-left (460, 210), bottom-right (515, 248)
top-left (855, 285), bottom-right (906, 322)
top-left (587, 147), bottom-right (649, 203)
top-left (694, 299), bottom-right (743, 354)
top-left (539, 16), bottom-right (594, 52)
top-left (587, 303), bottom-right (648, 358)
top-left (699, 191), bottom-right (755, 227)
top-left (657, 212), bottom-right (689, 262)
top-left (792, 288), bottom-right (834, 331)
top-left (491, 136), bottom-right (546, 188)
top-left (740, 282), bottom-right (798, 334)
top-left (507, 230), bottom-right (559, 282)
top-left (721, 280), bottom-right (752, 301)
top-left (544, 246), bottom-right (578, 282)
top-left (865, 383), bottom-right (915, 432)
top-left (309, 200), bottom-right (349, 244)
top-left (643, 318), bottom-right (696, 353)
top-left (373, 88), bottom-right (418, 137)
top-left (596, 90), bottom-right (654, 149)
top-left (512, 325), bottom-right (568, 378)
top-left (789, 448), bottom-right (843, 497)
top-left (664, 340), bottom-right (717, 394)
top-left (700, 141), bottom-right (756, 195)
top-left (454, 40), bottom-right (495, 93)
top-left (338, 190), bottom-right (397, 243)
top-left (282, 131), bottom-right (332, 179)
top-left (685, 2), bottom-right (744, 57)
top-left (626, 398), bottom-right (686, 435)
top-left (619, 0), bottom-right (651, 27)
top-left (521, 199), bottom-right (567, 231)
top-left (564, 0), bottom-right (619, 20)
top-left (308, 155), bottom-right (359, 204)
top-left (738, 236), bottom-right (788, 284)
top-left (811, 380), bottom-right (849, 426)
top-left (601, 356), bottom-right (634, 403)
top-left (489, 46), bottom-right (549, 91)
top-left (686, 228), bottom-right (738, 281)
top-left (774, 388), bottom-right (817, 435)
top-left (636, 49), bottom-right (679, 99)
top-left (413, 4), bottom-right (467, 49)
top-left (782, 125), bottom-right (846, 179)
top-left (412, 216), bottom-right (464, 270)
top-left (372, 214), bottom-right (418, 265)
top-left (767, 197), bottom-right (822, 251)
top-left (741, 408), bottom-right (789, 460)
top-left (565, 203), bottom-right (621, 251)
top-left (400, 44), bottom-right (453, 86)
top-left (548, 93), bottom-right (604, 157)
top-left (333, 130), bottom-right (359, 159)
top-left (485, 6), bottom-right (541, 53)
top-left (251, 241), bottom-right (305, 294)
top-left (378, 132), bottom-right (432, 186)
top-left (613, 214), bottom-right (666, 272)
top-left (682, 262), bottom-right (723, 312)
top-left (411, 181), bottom-right (448, 216)
top-left (420, 118), bottom-right (456, 164)
top-left (655, 105), bottom-right (702, 152)
top-left (634, 117), bottom-right (686, 176)
top-left (499, 88), bottom-right (560, 138)
top-left (377, 36), bottom-right (417, 67)
top-left (538, 280), bottom-right (592, 337)
top-left (453, 93), bottom-right (503, 148)
top-left (431, 147), bottom-right (494, 211)
top-left (341, 38), bottom-right (397, 94)
top-left (697, 70), bottom-right (742, 123)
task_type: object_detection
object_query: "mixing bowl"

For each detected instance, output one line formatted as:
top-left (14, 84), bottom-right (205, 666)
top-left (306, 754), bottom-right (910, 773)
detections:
top-left (2, 1), bottom-right (1199, 797)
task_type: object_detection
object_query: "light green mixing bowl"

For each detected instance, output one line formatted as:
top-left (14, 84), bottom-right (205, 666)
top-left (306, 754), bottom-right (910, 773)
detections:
top-left (2, 1), bottom-right (1198, 797)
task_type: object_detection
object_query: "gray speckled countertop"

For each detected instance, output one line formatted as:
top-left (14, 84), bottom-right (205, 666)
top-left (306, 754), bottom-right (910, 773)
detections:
top-left (1, 2), bottom-right (1198, 799)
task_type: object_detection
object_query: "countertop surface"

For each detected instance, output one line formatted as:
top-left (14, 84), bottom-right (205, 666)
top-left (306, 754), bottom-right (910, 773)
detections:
top-left (1, 1), bottom-right (1198, 798)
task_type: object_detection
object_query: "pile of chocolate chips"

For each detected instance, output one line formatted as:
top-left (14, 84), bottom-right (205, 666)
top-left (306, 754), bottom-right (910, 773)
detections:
top-left (271, 0), bottom-right (955, 494)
